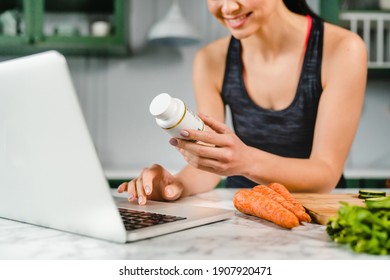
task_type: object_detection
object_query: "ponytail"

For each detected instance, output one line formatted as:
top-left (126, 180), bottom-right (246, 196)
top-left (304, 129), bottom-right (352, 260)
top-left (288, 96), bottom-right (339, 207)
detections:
top-left (282, 0), bottom-right (321, 20)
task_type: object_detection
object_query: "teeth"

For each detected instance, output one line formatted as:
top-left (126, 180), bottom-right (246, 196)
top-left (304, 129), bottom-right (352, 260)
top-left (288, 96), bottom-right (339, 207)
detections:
top-left (227, 15), bottom-right (247, 23)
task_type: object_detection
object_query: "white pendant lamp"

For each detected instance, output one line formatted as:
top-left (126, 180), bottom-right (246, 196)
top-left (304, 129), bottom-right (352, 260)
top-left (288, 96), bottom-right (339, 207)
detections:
top-left (148, 0), bottom-right (200, 46)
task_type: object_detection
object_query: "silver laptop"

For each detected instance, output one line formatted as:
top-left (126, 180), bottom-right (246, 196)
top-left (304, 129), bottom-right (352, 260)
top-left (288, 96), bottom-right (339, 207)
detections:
top-left (0, 51), bottom-right (233, 243)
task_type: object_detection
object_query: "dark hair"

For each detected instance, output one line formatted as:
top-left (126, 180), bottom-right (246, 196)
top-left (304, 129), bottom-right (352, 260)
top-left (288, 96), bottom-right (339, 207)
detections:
top-left (282, 0), bottom-right (321, 20)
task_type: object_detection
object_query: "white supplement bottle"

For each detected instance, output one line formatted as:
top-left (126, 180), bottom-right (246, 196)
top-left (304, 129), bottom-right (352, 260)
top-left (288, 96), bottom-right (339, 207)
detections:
top-left (149, 93), bottom-right (205, 139)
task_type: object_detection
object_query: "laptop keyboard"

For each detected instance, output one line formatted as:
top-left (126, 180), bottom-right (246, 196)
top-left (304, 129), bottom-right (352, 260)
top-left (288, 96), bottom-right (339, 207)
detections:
top-left (118, 208), bottom-right (186, 231)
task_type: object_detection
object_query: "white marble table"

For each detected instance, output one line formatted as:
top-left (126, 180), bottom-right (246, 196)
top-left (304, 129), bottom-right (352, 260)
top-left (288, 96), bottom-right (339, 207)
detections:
top-left (0, 188), bottom-right (389, 260)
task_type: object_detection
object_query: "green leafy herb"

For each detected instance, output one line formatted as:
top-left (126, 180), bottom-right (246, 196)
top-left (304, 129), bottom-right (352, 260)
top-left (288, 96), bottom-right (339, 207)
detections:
top-left (326, 197), bottom-right (390, 255)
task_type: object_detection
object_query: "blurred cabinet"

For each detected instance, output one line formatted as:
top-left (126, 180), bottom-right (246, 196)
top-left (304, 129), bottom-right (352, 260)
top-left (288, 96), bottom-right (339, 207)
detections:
top-left (0, 0), bottom-right (33, 46)
top-left (320, 0), bottom-right (341, 24)
top-left (321, 0), bottom-right (390, 69)
top-left (0, 0), bottom-right (129, 56)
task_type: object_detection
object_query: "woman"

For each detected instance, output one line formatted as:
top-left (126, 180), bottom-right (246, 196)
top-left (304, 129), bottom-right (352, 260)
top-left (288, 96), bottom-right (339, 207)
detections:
top-left (118, 0), bottom-right (367, 205)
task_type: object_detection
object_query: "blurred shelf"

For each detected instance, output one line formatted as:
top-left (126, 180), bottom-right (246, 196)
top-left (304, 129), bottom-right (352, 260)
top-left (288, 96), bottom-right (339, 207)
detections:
top-left (0, 0), bottom-right (129, 57)
top-left (340, 11), bottom-right (390, 68)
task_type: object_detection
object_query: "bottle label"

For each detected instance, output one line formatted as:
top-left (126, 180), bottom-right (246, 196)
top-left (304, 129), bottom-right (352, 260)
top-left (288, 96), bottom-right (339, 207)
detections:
top-left (164, 105), bottom-right (204, 138)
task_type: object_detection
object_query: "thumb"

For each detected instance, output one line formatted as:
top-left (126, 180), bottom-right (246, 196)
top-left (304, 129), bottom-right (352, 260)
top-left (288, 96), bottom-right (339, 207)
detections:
top-left (162, 184), bottom-right (183, 201)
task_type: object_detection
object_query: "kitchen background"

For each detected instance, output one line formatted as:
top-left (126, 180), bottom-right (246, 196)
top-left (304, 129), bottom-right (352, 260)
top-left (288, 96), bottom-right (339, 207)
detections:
top-left (0, 0), bottom-right (389, 187)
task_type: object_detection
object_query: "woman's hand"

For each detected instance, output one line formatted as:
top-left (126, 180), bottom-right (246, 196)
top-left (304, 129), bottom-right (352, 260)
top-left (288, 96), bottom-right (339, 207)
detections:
top-left (170, 113), bottom-right (252, 177)
top-left (117, 164), bottom-right (183, 205)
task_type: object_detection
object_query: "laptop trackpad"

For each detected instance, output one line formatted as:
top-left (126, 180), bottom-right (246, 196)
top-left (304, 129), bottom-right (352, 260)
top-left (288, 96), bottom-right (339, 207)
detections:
top-left (114, 196), bottom-right (177, 211)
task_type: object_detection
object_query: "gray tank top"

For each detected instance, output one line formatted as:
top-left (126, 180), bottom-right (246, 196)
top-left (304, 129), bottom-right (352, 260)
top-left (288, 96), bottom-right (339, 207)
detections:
top-left (221, 17), bottom-right (346, 188)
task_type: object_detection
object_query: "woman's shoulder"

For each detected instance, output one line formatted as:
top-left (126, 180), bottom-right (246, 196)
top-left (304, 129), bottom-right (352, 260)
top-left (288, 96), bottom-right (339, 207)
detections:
top-left (192, 36), bottom-right (231, 94)
top-left (323, 22), bottom-right (367, 60)
top-left (194, 36), bottom-right (231, 68)
top-left (322, 22), bottom-right (368, 85)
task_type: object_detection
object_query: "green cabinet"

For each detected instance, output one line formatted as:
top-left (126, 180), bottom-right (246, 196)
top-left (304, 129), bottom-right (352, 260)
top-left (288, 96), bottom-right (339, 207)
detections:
top-left (320, 0), bottom-right (341, 25)
top-left (0, 0), bottom-right (129, 56)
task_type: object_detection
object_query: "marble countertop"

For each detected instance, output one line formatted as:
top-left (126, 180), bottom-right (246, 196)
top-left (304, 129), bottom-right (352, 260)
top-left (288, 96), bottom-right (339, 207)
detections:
top-left (1, 188), bottom-right (389, 260)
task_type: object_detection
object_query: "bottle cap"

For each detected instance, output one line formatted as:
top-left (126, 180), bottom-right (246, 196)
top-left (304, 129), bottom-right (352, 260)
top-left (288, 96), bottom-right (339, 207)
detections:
top-left (149, 93), bottom-right (177, 120)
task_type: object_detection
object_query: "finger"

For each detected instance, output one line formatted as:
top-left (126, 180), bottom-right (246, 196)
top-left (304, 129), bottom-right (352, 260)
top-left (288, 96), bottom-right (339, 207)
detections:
top-left (196, 157), bottom-right (220, 169)
top-left (174, 138), bottom-right (228, 162)
top-left (199, 113), bottom-right (230, 134)
top-left (180, 141), bottom-right (217, 160)
top-left (117, 182), bottom-right (127, 193)
top-left (141, 168), bottom-right (157, 197)
top-left (175, 130), bottom-right (226, 147)
top-left (126, 180), bottom-right (137, 202)
top-left (135, 177), bottom-right (147, 205)
top-left (162, 184), bottom-right (183, 201)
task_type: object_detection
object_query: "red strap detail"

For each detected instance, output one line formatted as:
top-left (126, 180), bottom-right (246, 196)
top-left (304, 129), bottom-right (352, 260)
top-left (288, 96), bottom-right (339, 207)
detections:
top-left (304, 15), bottom-right (313, 50)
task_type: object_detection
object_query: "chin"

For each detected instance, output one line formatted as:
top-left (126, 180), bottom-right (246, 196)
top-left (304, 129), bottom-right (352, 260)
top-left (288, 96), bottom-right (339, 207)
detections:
top-left (230, 31), bottom-right (251, 40)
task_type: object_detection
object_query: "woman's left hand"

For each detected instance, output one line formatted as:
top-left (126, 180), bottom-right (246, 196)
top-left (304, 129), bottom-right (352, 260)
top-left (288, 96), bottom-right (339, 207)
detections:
top-left (169, 113), bottom-right (252, 176)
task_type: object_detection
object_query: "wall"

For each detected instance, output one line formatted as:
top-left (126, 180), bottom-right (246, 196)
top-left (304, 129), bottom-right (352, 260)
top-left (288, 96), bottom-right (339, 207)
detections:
top-left (349, 80), bottom-right (390, 171)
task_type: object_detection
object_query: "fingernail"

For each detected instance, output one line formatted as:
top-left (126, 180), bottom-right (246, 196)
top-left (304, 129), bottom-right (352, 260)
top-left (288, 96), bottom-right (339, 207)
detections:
top-left (169, 138), bottom-right (178, 146)
top-left (128, 193), bottom-right (134, 201)
top-left (198, 112), bottom-right (207, 118)
top-left (180, 130), bottom-right (189, 137)
top-left (166, 187), bottom-right (174, 197)
top-left (145, 185), bottom-right (151, 195)
top-left (138, 195), bottom-right (145, 205)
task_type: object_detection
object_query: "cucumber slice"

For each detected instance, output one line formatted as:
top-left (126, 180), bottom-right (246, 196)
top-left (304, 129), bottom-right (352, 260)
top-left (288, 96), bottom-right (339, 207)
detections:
top-left (359, 189), bottom-right (386, 196)
top-left (365, 196), bottom-right (390, 210)
top-left (358, 189), bottom-right (386, 199)
top-left (358, 194), bottom-right (386, 199)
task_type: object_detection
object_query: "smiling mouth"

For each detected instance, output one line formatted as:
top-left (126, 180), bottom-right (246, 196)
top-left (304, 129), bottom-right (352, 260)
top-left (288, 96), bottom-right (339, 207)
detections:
top-left (224, 12), bottom-right (252, 27)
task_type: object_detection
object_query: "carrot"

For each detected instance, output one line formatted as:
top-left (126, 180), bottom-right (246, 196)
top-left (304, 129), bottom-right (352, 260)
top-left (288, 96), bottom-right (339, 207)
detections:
top-left (233, 189), bottom-right (300, 229)
top-left (252, 185), bottom-right (311, 223)
top-left (267, 182), bottom-right (306, 212)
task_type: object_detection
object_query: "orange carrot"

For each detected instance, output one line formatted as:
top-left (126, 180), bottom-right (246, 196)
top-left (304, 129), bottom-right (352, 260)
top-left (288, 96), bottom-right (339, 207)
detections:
top-left (252, 185), bottom-right (311, 223)
top-left (233, 189), bottom-right (300, 229)
top-left (267, 182), bottom-right (306, 212)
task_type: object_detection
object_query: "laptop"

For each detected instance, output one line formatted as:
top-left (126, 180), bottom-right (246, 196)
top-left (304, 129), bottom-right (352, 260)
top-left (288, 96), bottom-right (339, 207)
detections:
top-left (0, 51), bottom-right (233, 243)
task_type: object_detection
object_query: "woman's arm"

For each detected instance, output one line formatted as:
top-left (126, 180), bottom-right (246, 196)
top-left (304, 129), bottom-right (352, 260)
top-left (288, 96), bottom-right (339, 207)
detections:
top-left (175, 38), bottom-right (230, 196)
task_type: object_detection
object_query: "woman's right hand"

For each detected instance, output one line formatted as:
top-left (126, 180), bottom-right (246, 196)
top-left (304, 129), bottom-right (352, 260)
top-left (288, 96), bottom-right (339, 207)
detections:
top-left (117, 164), bottom-right (183, 205)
